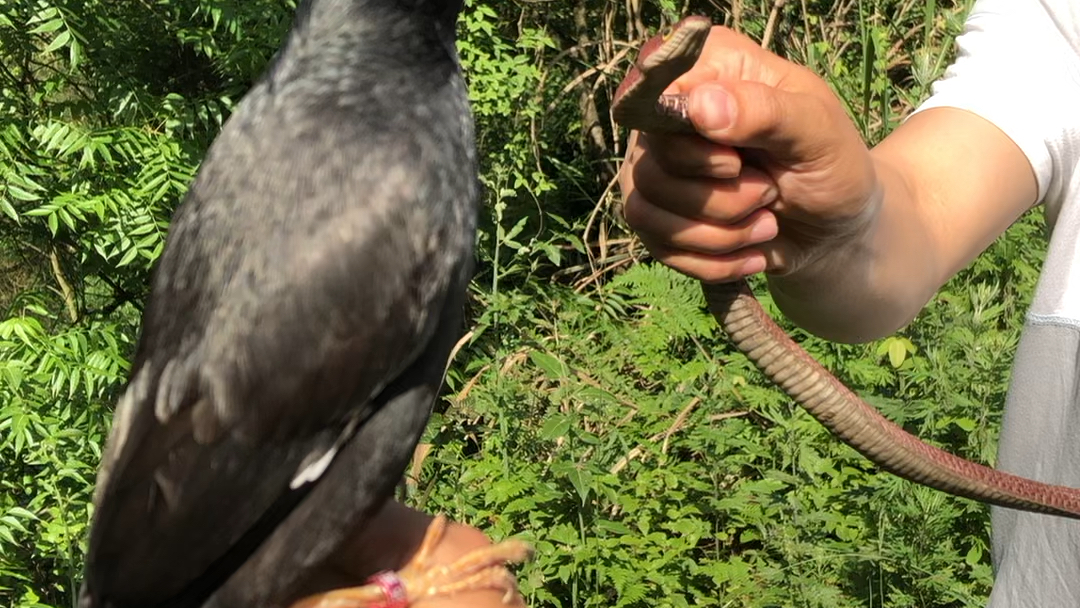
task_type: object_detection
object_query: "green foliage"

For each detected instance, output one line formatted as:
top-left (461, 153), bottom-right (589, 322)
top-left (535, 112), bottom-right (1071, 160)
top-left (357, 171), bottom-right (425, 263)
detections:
top-left (0, 0), bottom-right (1033, 607)
top-left (418, 236), bottom-right (1028, 606)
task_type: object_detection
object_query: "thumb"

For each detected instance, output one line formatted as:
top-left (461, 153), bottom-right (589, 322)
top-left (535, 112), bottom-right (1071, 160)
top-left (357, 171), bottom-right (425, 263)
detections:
top-left (687, 80), bottom-right (851, 163)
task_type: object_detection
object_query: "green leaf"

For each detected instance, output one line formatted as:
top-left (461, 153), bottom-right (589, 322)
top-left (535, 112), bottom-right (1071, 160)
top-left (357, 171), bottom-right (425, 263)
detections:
top-left (529, 350), bottom-right (568, 379)
top-left (953, 417), bottom-right (977, 432)
top-left (540, 414), bottom-right (572, 441)
top-left (28, 16), bottom-right (63, 34)
top-left (965, 543), bottom-right (983, 565)
top-left (6, 185), bottom-right (40, 202)
top-left (888, 337), bottom-right (907, 367)
top-left (44, 29), bottom-right (71, 53)
top-left (548, 460), bottom-right (593, 506)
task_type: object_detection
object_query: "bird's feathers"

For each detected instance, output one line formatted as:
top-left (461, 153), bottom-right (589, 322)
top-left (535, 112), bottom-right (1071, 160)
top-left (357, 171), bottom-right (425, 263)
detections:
top-left (79, 1), bottom-right (476, 606)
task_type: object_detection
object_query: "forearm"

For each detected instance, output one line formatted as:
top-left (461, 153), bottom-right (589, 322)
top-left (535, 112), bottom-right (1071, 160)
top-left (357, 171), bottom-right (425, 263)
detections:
top-left (767, 156), bottom-right (942, 343)
top-left (767, 108), bottom-right (1037, 344)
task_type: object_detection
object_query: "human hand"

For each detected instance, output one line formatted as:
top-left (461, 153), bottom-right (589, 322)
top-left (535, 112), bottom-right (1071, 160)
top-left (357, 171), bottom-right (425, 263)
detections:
top-left (619, 25), bottom-right (878, 283)
top-left (292, 500), bottom-right (527, 608)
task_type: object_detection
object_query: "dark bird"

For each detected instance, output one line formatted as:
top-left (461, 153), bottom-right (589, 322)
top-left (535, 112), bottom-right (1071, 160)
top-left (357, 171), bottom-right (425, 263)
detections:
top-left (79, 1), bottom-right (528, 606)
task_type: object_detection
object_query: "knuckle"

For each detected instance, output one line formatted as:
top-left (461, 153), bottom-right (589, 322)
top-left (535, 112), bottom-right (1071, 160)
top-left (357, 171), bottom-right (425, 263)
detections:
top-left (707, 203), bottom-right (742, 225)
top-left (701, 191), bottom-right (754, 225)
top-left (673, 223), bottom-right (726, 253)
top-left (751, 90), bottom-right (788, 143)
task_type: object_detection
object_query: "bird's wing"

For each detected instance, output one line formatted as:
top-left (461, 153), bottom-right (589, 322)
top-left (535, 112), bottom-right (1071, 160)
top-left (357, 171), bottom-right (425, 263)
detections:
top-left (209, 276), bottom-right (469, 608)
top-left (82, 78), bottom-right (476, 607)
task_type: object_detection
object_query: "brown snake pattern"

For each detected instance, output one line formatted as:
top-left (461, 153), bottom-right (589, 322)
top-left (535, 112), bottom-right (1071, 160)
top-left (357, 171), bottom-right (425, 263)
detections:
top-left (611, 16), bottom-right (1080, 519)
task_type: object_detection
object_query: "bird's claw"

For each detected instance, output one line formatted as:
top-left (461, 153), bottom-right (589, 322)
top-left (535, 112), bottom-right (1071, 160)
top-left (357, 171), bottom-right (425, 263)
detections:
top-left (290, 516), bottom-right (533, 608)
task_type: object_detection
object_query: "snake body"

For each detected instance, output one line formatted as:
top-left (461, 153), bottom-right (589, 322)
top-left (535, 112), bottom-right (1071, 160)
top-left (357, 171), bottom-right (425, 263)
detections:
top-left (612, 16), bottom-right (1080, 519)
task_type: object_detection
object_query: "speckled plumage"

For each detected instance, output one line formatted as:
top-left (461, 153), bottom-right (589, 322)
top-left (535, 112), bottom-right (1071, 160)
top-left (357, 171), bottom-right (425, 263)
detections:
top-left (79, 1), bottom-right (476, 606)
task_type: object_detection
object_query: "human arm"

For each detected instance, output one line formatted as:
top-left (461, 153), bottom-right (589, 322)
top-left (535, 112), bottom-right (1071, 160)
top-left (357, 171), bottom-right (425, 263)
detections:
top-left (619, 25), bottom-right (1038, 343)
top-left (293, 500), bottom-right (527, 608)
top-left (771, 107), bottom-right (1036, 342)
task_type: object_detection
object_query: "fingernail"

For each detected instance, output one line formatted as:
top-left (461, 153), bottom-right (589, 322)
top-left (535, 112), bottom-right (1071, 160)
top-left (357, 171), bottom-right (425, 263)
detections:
top-left (691, 84), bottom-right (735, 131)
top-left (749, 220), bottom-right (777, 242)
top-left (760, 186), bottom-right (779, 206)
top-left (740, 257), bottom-right (767, 276)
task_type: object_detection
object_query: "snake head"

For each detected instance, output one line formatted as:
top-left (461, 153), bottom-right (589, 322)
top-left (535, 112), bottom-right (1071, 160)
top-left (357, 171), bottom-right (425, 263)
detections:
top-left (612, 16), bottom-right (712, 133)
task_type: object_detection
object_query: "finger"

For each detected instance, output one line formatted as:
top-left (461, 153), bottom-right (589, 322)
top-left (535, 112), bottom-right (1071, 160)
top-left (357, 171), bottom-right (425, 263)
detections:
top-left (632, 157), bottom-right (778, 224)
top-left (624, 191), bottom-right (778, 256)
top-left (666, 26), bottom-right (788, 94)
top-left (618, 131), bottom-right (639, 183)
top-left (639, 236), bottom-right (768, 284)
top-left (639, 131), bottom-right (742, 179)
top-left (686, 79), bottom-right (855, 164)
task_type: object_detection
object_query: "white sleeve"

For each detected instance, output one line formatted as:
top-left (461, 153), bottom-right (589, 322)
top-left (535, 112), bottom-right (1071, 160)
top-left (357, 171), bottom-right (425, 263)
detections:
top-left (912, 0), bottom-right (1080, 206)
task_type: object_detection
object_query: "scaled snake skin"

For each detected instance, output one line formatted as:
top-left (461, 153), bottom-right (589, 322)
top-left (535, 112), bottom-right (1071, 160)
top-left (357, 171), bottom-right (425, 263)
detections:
top-left (611, 16), bottom-right (1080, 519)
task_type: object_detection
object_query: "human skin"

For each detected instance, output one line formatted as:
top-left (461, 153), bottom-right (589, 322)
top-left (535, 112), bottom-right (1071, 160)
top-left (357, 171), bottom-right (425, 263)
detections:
top-left (294, 500), bottom-right (526, 608)
top-left (619, 26), bottom-right (1038, 344)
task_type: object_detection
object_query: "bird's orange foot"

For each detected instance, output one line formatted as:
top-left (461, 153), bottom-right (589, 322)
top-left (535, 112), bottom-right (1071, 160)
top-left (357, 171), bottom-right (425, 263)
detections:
top-left (290, 516), bottom-right (533, 608)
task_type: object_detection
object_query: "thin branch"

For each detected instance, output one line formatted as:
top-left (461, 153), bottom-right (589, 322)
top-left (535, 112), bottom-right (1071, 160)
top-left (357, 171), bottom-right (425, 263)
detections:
top-left (49, 248), bottom-right (78, 322)
top-left (761, 0), bottom-right (787, 50)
